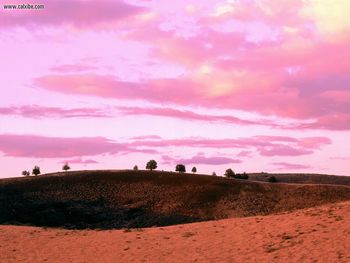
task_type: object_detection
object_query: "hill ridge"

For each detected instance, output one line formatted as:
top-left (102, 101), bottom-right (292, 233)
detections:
top-left (1, 170), bottom-right (349, 229)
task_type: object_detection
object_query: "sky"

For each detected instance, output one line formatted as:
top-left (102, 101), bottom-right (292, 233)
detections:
top-left (0, 0), bottom-right (349, 178)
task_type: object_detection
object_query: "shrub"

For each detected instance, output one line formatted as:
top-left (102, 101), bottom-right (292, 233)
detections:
top-left (133, 165), bottom-right (138, 171)
top-left (240, 172), bottom-right (249, 180)
top-left (146, 160), bottom-right (157, 171)
top-left (22, 170), bottom-right (30, 177)
top-left (191, 167), bottom-right (197, 174)
top-left (175, 164), bottom-right (186, 173)
top-left (32, 166), bottom-right (41, 176)
top-left (234, 172), bottom-right (249, 180)
top-left (224, 168), bottom-right (235, 178)
top-left (62, 163), bottom-right (70, 172)
top-left (268, 176), bottom-right (278, 183)
top-left (212, 171), bottom-right (217, 176)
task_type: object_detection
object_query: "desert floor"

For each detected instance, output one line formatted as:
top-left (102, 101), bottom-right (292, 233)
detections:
top-left (1, 201), bottom-right (349, 263)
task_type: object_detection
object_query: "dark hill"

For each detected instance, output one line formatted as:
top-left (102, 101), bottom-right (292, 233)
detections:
top-left (0, 170), bottom-right (349, 229)
top-left (248, 173), bottom-right (350, 185)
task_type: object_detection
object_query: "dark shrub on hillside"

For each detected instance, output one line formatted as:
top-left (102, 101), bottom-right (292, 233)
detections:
top-left (234, 172), bottom-right (249, 180)
top-left (175, 164), bottom-right (186, 173)
top-left (192, 167), bottom-right (197, 173)
top-left (22, 170), bottom-right (30, 177)
top-left (224, 168), bottom-right (235, 178)
top-left (268, 176), bottom-right (278, 183)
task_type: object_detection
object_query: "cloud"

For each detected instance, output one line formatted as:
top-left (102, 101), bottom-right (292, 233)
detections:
top-left (50, 64), bottom-right (98, 73)
top-left (271, 162), bottom-right (311, 170)
top-left (34, 70), bottom-right (350, 130)
top-left (296, 114), bottom-right (350, 131)
top-left (319, 90), bottom-right (350, 103)
top-left (0, 105), bottom-right (111, 119)
top-left (237, 150), bottom-right (253, 158)
top-left (5, 0), bottom-right (350, 132)
top-left (118, 106), bottom-right (272, 126)
top-left (0, 0), bottom-right (146, 28)
top-left (60, 158), bottom-right (99, 164)
top-left (0, 134), bottom-right (125, 158)
top-left (0, 103), bottom-right (286, 129)
top-left (119, 2), bottom-right (350, 130)
top-left (257, 136), bottom-right (331, 156)
top-left (330, 156), bottom-right (350, 161)
top-left (0, 133), bottom-right (328, 159)
top-left (0, 134), bottom-right (156, 158)
top-left (301, 0), bottom-right (350, 35)
top-left (258, 145), bottom-right (313, 157)
top-left (130, 135), bottom-right (331, 157)
top-left (297, 137), bottom-right (332, 149)
top-left (162, 153), bottom-right (241, 165)
top-left (34, 74), bottom-right (201, 105)
top-left (130, 135), bottom-right (162, 140)
top-left (7, 103), bottom-right (345, 134)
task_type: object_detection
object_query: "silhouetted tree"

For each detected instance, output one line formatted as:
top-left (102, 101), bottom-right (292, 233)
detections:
top-left (146, 160), bottom-right (157, 171)
top-left (32, 166), bottom-right (41, 176)
top-left (224, 168), bottom-right (235, 178)
top-left (22, 170), bottom-right (30, 177)
top-left (212, 171), bottom-right (217, 176)
top-left (62, 163), bottom-right (70, 172)
top-left (191, 167), bottom-right (197, 174)
top-left (133, 165), bottom-right (138, 171)
top-left (268, 176), bottom-right (278, 183)
top-left (175, 164), bottom-right (186, 173)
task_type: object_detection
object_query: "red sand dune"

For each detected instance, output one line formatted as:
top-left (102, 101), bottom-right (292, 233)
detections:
top-left (1, 201), bottom-right (349, 263)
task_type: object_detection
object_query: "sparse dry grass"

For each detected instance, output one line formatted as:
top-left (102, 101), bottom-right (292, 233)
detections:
top-left (249, 172), bottom-right (350, 185)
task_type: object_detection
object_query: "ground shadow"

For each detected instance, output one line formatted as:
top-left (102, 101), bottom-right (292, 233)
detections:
top-left (0, 199), bottom-right (204, 230)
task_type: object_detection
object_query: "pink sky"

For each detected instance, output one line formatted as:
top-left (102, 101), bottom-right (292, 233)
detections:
top-left (1, 0), bottom-right (350, 178)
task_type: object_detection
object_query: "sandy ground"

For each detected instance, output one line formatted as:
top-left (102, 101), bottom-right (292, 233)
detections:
top-left (0, 201), bottom-right (349, 263)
